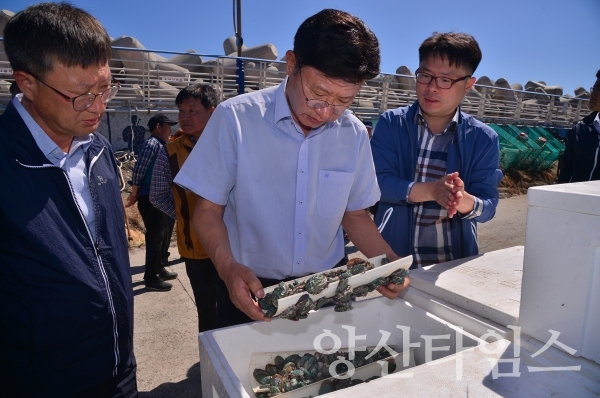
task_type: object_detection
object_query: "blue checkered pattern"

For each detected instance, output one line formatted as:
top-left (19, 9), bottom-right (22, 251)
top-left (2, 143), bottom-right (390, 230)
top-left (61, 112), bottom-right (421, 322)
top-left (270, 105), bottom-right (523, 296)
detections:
top-left (131, 136), bottom-right (163, 188)
top-left (149, 147), bottom-right (177, 220)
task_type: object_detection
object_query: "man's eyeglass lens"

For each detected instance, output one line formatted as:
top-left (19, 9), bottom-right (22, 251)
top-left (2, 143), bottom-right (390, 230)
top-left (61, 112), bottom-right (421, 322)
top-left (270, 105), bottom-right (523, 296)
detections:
top-left (305, 99), bottom-right (349, 115)
top-left (300, 69), bottom-right (349, 115)
top-left (72, 86), bottom-right (119, 111)
top-left (33, 73), bottom-right (119, 111)
top-left (416, 72), bottom-right (470, 89)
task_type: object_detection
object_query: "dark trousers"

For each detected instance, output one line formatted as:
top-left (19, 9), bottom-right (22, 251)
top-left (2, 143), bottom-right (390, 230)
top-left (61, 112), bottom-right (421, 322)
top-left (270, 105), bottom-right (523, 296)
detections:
top-left (184, 257), bottom-right (220, 332)
top-left (73, 364), bottom-right (138, 398)
top-left (137, 195), bottom-right (171, 281)
top-left (163, 217), bottom-right (175, 265)
top-left (216, 256), bottom-right (348, 328)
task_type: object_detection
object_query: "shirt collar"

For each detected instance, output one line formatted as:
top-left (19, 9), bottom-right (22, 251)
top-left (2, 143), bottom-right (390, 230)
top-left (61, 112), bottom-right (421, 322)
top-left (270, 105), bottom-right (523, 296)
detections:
top-left (12, 94), bottom-right (94, 165)
top-left (415, 105), bottom-right (459, 134)
top-left (274, 77), bottom-right (292, 124)
top-left (593, 112), bottom-right (600, 134)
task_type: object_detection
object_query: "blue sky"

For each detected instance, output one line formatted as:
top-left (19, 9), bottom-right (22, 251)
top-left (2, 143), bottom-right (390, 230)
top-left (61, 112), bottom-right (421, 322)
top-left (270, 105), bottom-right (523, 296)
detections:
top-left (4, 0), bottom-right (599, 95)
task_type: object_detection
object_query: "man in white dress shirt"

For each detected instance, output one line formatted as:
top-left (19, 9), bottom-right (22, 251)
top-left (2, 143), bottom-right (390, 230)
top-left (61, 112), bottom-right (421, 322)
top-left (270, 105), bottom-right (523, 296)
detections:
top-left (174, 9), bottom-right (409, 327)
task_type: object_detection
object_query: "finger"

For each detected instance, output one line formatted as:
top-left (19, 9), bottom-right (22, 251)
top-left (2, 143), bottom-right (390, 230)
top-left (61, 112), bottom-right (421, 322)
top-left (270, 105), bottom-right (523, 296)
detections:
top-left (244, 272), bottom-right (265, 299)
top-left (232, 285), bottom-right (267, 321)
top-left (376, 284), bottom-right (400, 299)
top-left (252, 301), bottom-right (271, 322)
top-left (242, 300), bottom-right (268, 321)
top-left (446, 172), bottom-right (459, 182)
top-left (446, 195), bottom-right (457, 207)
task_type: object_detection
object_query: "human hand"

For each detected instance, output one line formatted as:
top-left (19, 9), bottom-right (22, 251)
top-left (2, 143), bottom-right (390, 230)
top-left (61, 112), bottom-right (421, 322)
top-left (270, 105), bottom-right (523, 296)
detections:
top-left (447, 175), bottom-right (465, 218)
top-left (377, 275), bottom-right (410, 299)
top-left (124, 193), bottom-right (137, 207)
top-left (431, 172), bottom-right (461, 211)
top-left (219, 261), bottom-right (271, 322)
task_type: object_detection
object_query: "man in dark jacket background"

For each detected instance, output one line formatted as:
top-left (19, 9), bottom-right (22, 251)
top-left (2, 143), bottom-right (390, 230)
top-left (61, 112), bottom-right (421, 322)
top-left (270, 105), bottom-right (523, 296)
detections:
top-left (0, 3), bottom-right (137, 397)
top-left (557, 69), bottom-right (600, 183)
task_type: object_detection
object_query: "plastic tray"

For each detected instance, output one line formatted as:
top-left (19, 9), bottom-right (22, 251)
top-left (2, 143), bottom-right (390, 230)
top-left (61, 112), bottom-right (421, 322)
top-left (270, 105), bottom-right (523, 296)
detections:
top-left (250, 346), bottom-right (416, 398)
top-left (262, 255), bottom-right (413, 317)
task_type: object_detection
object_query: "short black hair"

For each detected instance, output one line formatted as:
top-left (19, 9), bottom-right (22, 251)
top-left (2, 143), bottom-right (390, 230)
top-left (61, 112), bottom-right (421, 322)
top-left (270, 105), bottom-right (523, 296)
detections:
top-left (175, 84), bottom-right (218, 110)
top-left (293, 9), bottom-right (380, 84)
top-left (596, 69), bottom-right (600, 79)
top-left (4, 3), bottom-right (112, 80)
top-left (419, 32), bottom-right (482, 75)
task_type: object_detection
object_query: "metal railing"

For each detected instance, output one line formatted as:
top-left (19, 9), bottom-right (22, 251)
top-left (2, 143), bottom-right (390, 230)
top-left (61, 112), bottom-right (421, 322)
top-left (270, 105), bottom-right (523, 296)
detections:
top-left (0, 45), bottom-right (591, 131)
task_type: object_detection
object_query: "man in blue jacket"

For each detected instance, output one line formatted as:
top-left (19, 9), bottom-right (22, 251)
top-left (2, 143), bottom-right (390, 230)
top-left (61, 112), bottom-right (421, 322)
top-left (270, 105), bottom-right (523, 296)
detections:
top-left (371, 32), bottom-right (502, 269)
top-left (0, 4), bottom-right (137, 397)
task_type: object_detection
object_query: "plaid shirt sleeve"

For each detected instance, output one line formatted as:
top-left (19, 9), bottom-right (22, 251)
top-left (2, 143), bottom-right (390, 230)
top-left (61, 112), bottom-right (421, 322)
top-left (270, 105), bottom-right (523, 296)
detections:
top-left (149, 147), bottom-right (176, 220)
top-left (131, 137), bottom-right (160, 186)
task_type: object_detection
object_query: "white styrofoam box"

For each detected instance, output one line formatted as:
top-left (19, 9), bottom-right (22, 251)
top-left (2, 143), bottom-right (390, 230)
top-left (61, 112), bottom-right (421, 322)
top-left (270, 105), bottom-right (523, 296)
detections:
top-left (400, 287), bottom-right (513, 342)
top-left (407, 246), bottom-right (524, 327)
top-left (320, 332), bottom-right (600, 397)
top-left (520, 181), bottom-right (600, 364)
top-left (199, 296), bottom-right (485, 398)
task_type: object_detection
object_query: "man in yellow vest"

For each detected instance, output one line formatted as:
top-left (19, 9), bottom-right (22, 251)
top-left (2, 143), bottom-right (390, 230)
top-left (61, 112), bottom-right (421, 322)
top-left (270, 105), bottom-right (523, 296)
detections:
top-left (150, 84), bottom-right (218, 331)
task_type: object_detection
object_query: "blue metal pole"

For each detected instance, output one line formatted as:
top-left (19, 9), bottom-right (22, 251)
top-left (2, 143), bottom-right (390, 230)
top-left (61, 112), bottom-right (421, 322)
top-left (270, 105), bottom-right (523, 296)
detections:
top-left (236, 58), bottom-right (245, 95)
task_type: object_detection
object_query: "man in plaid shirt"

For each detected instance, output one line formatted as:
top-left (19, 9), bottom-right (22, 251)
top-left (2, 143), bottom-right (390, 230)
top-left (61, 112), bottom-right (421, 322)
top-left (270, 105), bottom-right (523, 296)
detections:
top-left (371, 32), bottom-right (503, 268)
top-left (126, 114), bottom-right (179, 291)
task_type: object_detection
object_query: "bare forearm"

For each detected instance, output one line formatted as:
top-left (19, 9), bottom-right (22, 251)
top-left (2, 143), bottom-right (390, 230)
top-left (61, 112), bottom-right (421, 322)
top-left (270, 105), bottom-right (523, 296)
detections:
top-left (455, 191), bottom-right (474, 215)
top-left (192, 199), bottom-right (237, 277)
top-left (125, 185), bottom-right (140, 207)
top-left (192, 198), bottom-right (267, 320)
top-left (342, 210), bottom-right (397, 260)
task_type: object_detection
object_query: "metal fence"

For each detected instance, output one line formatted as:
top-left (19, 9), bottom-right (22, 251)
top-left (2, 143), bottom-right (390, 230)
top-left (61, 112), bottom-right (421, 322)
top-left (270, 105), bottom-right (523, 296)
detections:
top-left (0, 45), bottom-right (591, 148)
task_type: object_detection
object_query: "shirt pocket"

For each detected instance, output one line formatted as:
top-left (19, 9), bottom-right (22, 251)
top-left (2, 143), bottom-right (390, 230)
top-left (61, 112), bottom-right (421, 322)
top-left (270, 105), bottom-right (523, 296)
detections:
top-left (317, 170), bottom-right (354, 218)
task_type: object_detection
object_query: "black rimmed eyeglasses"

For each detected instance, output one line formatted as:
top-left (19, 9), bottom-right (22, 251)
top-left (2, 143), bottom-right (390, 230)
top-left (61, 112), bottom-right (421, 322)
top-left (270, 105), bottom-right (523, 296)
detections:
top-left (30, 72), bottom-right (120, 111)
top-left (415, 70), bottom-right (471, 89)
top-left (299, 68), bottom-right (351, 115)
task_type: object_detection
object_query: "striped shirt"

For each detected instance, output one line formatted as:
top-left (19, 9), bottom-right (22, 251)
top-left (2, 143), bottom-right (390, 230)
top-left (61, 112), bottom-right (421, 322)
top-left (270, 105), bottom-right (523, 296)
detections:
top-left (411, 108), bottom-right (484, 267)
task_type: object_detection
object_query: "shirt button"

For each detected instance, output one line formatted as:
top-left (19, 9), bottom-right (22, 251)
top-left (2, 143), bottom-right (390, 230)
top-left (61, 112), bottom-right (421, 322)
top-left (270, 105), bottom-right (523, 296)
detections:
top-left (296, 262), bottom-right (300, 265)
top-left (298, 232), bottom-right (302, 235)
top-left (299, 201), bottom-right (303, 204)
top-left (300, 170), bottom-right (304, 174)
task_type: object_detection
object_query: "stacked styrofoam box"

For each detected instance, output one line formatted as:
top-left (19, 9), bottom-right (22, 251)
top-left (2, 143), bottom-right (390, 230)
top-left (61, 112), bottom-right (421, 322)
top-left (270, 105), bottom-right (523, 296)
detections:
top-left (520, 181), bottom-right (600, 364)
